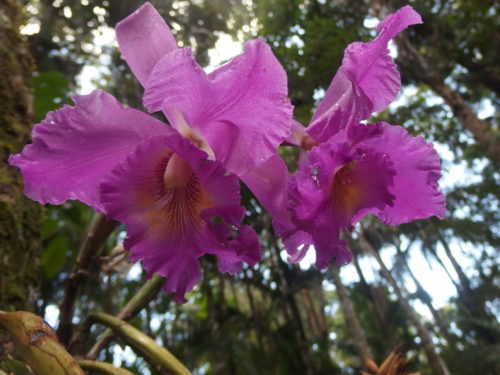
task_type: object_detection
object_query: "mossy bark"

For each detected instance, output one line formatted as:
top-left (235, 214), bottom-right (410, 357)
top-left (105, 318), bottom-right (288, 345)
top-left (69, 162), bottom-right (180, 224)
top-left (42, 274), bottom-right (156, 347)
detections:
top-left (0, 0), bottom-right (43, 360)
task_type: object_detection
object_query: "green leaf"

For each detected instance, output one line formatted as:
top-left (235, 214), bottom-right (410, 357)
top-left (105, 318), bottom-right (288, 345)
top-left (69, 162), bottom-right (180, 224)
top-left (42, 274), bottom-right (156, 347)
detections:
top-left (42, 235), bottom-right (68, 279)
top-left (32, 71), bottom-right (71, 122)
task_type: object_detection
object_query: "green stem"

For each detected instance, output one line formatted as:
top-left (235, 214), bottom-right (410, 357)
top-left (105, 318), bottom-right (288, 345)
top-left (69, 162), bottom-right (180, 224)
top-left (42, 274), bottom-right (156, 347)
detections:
top-left (84, 274), bottom-right (166, 359)
top-left (88, 312), bottom-right (191, 375)
top-left (78, 360), bottom-right (136, 375)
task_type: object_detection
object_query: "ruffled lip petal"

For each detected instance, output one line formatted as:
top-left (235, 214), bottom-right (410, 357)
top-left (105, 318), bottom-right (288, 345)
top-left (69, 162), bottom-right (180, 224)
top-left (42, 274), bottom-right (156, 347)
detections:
top-left (116, 2), bottom-right (178, 86)
top-left (281, 120), bottom-right (444, 270)
top-left (100, 133), bottom-right (255, 302)
top-left (9, 90), bottom-right (171, 212)
top-left (312, 226), bottom-right (352, 268)
top-left (144, 39), bottom-right (293, 176)
top-left (350, 122), bottom-right (445, 224)
top-left (289, 138), bottom-right (395, 227)
top-left (288, 245), bottom-right (310, 263)
top-left (130, 240), bottom-right (202, 304)
top-left (282, 131), bottom-right (397, 269)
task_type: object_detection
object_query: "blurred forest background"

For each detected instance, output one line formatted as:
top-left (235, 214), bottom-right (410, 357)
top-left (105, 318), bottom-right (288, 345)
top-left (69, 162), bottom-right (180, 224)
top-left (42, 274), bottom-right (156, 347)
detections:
top-left (1, 0), bottom-right (499, 374)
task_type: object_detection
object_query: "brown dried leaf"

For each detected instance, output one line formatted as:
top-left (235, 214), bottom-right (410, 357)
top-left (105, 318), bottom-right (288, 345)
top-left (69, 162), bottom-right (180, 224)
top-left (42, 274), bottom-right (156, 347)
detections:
top-left (362, 347), bottom-right (420, 375)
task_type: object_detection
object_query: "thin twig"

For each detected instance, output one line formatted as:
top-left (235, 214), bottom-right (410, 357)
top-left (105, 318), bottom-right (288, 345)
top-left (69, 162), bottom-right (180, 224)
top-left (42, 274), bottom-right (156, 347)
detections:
top-left (84, 312), bottom-right (190, 375)
top-left (69, 274), bottom-right (166, 357)
top-left (78, 360), bottom-right (136, 375)
top-left (57, 213), bottom-right (117, 345)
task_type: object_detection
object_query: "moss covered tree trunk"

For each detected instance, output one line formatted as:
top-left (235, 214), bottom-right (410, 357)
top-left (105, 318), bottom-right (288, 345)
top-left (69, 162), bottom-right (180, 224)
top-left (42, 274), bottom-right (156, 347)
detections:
top-left (0, 0), bottom-right (43, 359)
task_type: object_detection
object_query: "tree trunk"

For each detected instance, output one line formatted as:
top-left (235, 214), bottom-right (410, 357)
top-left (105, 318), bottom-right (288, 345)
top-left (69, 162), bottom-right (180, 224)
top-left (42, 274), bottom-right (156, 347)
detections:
top-left (329, 265), bottom-right (375, 362)
top-left (272, 244), bottom-right (316, 375)
top-left (57, 213), bottom-right (117, 345)
top-left (360, 233), bottom-right (451, 375)
top-left (352, 253), bottom-right (400, 351)
top-left (436, 231), bottom-right (474, 296)
top-left (437, 232), bottom-right (499, 344)
top-left (0, 0), bottom-right (43, 361)
top-left (394, 244), bottom-right (455, 346)
top-left (395, 34), bottom-right (500, 163)
top-left (455, 56), bottom-right (500, 97)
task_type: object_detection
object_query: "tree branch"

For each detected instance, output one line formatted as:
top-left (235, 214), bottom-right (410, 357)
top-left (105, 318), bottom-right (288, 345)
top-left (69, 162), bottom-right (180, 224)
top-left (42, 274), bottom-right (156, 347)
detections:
top-left (83, 313), bottom-right (191, 375)
top-left (78, 360), bottom-right (136, 375)
top-left (68, 274), bottom-right (166, 358)
top-left (57, 213), bottom-right (117, 345)
top-left (395, 34), bottom-right (500, 163)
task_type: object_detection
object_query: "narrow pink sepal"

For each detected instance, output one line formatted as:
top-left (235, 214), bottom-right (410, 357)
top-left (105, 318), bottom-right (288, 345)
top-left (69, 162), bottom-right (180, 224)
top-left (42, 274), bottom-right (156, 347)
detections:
top-left (307, 70), bottom-right (372, 143)
top-left (241, 154), bottom-right (292, 227)
top-left (307, 6), bottom-right (422, 142)
top-left (342, 5), bottom-right (422, 112)
top-left (116, 2), bottom-right (178, 86)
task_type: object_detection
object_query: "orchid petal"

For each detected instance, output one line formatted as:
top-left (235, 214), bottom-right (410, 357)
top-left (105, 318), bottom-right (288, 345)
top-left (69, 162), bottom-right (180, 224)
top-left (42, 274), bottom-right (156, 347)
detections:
top-left (144, 39), bottom-right (293, 175)
top-left (281, 137), bottom-right (395, 268)
top-left (284, 120), bottom-right (307, 146)
top-left (100, 134), bottom-right (256, 301)
top-left (307, 69), bottom-right (373, 143)
top-left (291, 139), bottom-right (395, 226)
top-left (351, 122), bottom-right (445, 224)
top-left (343, 6), bottom-right (422, 112)
top-left (307, 6), bottom-right (422, 142)
top-left (210, 225), bottom-right (262, 274)
top-left (116, 2), bottom-right (178, 86)
top-left (312, 227), bottom-right (352, 268)
top-left (281, 230), bottom-right (313, 262)
top-left (8, 90), bottom-right (171, 212)
top-left (241, 154), bottom-right (292, 227)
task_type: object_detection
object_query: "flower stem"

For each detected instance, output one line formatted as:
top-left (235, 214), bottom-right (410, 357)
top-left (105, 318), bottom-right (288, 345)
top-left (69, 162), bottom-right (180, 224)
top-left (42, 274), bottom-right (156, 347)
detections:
top-left (87, 312), bottom-right (191, 375)
top-left (81, 273), bottom-right (166, 359)
top-left (78, 360), bottom-right (136, 375)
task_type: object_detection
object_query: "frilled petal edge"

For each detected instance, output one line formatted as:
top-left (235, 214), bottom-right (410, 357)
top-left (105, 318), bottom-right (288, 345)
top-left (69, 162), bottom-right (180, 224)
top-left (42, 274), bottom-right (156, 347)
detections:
top-left (352, 122), bottom-right (445, 225)
top-left (144, 39), bottom-right (293, 176)
top-left (280, 136), bottom-right (395, 268)
top-left (9, 90), bottom-right (171, 212)
top-left (100, 134), bottom-right (258, 302)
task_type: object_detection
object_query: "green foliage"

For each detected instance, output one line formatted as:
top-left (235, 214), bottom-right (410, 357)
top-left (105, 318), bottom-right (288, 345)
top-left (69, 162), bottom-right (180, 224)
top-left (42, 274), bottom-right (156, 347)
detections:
top-left (42, 235), bottom-right (69, 279)
top-left (32, 71), bottom-right (71, 122)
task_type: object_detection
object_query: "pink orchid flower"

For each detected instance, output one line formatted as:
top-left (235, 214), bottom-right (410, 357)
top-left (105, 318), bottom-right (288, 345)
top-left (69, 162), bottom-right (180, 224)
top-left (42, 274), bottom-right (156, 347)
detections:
top-left (9, 2), bottom-right (293, 302)
top-left (278, 6), bottom-right (446, 268)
